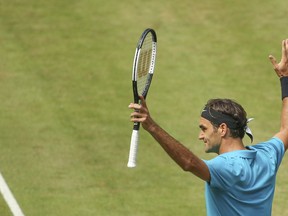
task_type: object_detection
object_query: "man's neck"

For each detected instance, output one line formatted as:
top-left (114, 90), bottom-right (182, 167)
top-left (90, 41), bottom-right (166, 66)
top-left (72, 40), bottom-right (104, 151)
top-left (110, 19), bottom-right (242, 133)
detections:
top-left (219, 137), bottom-right (246, 154)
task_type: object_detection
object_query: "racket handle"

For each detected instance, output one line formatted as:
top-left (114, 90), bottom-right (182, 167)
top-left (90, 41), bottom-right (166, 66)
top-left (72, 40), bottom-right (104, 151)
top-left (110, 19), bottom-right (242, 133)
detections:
top-left (127, 129), bottom-right (139, 168)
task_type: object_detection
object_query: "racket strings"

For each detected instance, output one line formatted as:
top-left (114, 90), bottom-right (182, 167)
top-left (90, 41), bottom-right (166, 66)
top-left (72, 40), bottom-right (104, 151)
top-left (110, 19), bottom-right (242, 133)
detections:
top-left (137, 33), bottom-right (153, 95)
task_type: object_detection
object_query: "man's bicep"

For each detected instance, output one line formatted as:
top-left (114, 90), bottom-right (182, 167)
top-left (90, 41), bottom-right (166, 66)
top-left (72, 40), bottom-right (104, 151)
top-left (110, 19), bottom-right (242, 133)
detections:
top-left (192, 159), bottom-right (211, 182)
top-left (274, 132), bottom-right (288, 151)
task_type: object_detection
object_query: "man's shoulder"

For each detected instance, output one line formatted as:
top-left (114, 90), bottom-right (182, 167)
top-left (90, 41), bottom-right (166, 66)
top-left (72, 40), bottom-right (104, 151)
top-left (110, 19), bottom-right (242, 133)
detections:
top-left (249, 137), bottom-right (284, 152)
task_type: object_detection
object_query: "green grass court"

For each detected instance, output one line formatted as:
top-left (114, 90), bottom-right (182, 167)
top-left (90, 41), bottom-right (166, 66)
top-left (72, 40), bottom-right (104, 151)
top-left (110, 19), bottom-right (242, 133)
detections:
top-left (0, 0), bottom-right (288, 215)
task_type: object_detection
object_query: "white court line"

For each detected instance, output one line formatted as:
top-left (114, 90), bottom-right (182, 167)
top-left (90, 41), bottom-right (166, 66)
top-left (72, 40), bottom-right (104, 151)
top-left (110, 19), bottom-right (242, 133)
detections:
top-left (0, 172), bottom-right (25, 216)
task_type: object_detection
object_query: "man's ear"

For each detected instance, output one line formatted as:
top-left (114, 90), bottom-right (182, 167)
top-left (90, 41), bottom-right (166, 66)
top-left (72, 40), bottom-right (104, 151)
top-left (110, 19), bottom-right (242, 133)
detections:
top-left (218, 123), bottom-right (229, 137)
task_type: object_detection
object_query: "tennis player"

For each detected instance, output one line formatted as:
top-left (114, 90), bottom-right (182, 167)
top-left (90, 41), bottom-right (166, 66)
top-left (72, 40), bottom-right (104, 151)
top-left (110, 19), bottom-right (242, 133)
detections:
top-left (129, 39), bottom-right (288, 216)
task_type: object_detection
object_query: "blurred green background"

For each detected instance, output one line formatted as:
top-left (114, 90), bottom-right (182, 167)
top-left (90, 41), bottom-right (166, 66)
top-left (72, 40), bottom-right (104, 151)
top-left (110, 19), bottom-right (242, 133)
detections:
top-left (0, 0), bottom-right (288, 215)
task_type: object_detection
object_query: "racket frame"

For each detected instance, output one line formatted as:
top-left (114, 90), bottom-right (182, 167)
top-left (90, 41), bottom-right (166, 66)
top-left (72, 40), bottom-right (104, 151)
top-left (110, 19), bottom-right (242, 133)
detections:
top-left (127, 28), bottom-right (157, 168)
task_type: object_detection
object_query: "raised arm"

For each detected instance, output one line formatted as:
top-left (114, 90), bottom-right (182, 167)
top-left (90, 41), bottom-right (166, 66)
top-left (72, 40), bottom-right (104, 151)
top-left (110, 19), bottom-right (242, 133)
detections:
top-left (269, 39), bottom-right (288, 150)
top-left (129, 96), bottom-right (210, 181)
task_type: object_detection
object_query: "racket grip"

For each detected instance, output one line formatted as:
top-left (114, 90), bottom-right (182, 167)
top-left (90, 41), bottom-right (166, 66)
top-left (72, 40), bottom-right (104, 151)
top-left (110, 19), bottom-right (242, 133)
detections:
top-left (127, 129), bottom-right (139, 168)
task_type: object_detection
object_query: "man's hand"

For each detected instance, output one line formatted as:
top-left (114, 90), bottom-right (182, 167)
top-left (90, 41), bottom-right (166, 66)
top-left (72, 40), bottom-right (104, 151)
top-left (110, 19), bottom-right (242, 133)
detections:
top-left (269, 39), bottom-right (288, 77)
top-left (129, 96), bottom-right (156, 131)
top-left (270, 39), bottom-right (288, 150)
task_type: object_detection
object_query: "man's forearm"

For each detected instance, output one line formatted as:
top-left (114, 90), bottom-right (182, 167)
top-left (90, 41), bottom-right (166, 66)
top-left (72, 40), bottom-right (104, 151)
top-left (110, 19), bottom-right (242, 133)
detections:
top-left (275, 80), bottom-right (288, 149)
top-left (146, 123), bottom-right (210, 181)
top-left (280, 98), bottom-right (288, 145)
top-left (281, 98), bottom-right (288, 129)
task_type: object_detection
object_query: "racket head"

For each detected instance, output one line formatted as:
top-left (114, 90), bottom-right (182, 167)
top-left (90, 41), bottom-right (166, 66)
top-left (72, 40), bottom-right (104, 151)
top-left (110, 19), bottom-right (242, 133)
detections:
top-left (132, 28), bottom-right (157, 103)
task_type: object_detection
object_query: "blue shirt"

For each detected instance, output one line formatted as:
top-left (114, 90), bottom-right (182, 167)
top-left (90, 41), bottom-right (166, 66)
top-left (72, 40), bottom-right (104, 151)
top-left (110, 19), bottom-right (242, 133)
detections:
top-left (203, 137), bottom-right (285, 216)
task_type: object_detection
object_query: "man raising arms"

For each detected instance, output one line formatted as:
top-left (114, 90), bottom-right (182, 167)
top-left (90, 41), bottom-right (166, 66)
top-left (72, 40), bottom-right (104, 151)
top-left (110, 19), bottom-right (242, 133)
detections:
top-left (129, 39), bottom-right (288, 215)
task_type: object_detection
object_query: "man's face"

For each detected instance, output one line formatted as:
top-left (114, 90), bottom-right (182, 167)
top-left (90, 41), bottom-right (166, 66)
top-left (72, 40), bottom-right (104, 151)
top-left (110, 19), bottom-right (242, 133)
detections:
top-left (198, 117), bottom-right (222, 154)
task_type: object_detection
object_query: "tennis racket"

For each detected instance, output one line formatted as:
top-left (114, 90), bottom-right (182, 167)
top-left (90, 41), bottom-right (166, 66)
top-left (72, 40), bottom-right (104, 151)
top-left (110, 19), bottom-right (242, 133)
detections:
top-left (127, 28), bottom-right (157, 168)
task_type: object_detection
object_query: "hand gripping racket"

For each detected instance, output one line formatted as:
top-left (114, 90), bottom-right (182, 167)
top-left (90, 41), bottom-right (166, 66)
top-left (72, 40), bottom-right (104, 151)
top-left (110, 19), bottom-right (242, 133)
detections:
top-left (127, 28), bottom-right (157, 168)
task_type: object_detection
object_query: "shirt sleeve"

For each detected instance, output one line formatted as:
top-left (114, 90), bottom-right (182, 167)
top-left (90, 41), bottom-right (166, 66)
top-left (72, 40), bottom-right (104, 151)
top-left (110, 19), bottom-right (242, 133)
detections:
top-left (253, 137), bottom-right (285, 171)
top-left (203, 156), bottom-right (244, 189)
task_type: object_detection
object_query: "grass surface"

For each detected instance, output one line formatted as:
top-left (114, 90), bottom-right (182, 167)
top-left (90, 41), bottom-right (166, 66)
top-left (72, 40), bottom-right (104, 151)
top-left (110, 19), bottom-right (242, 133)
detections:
top-left (0, 0), bottom-right (288, 215)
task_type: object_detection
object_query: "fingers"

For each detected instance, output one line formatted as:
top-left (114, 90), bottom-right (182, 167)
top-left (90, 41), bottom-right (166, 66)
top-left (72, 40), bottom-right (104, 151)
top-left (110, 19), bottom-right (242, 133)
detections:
top-left (269, 39), bottom-right (288, 66)
top-left (129, 108), bottom-right (149, 123)
top-left (128, 102), bottom-right (148, 114)
top-left (269, 54), bottom-right (280, 77)
top-left (281, 40), bottom-right (286, 62)
top-left (269, 55), bottom-right (277, 67)
top-left (270, 39), bottom-right (288, 77)
top-left (130, 111), bottom-right (146, 122)
top-left (284, 39), bottom-right (288, 60)
top-left (128, 95), bottom-right (148, 110)
top-left (128, 103), bottom-right (141, 110)
top-left (128, 96), bottom-right (149, 123)
top-left (281, 39), bottom-right (288, 60)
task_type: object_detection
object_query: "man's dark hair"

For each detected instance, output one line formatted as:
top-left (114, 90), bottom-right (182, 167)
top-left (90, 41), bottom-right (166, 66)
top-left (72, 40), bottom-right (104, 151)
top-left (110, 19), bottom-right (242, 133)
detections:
top-left (205, 99), bottom-right (247, 139)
